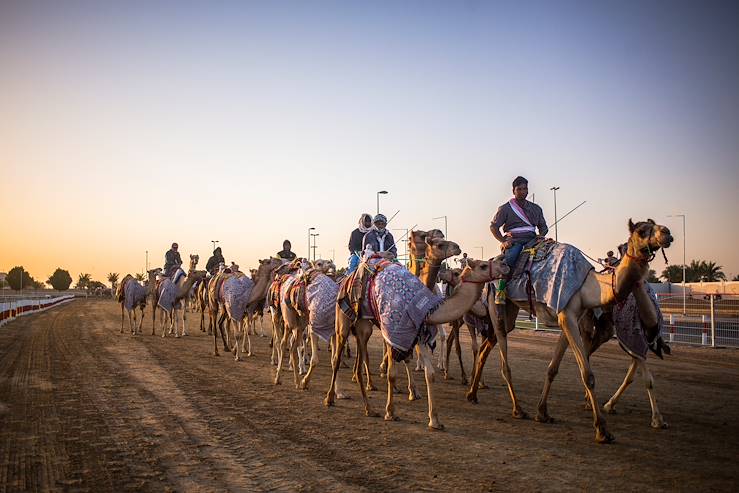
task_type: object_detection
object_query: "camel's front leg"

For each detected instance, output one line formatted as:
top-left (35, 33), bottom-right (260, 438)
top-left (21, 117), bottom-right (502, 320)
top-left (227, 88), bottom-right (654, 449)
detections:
top-left (419, 342), bottom-right (443, 430)
top-left (403, 360), bottom-right (420, 401)
top-left (444, 326), bottom-right (456, 379)
top-left (559, 306), bottom-right (613, 444)
top-left (491, 305), bottom-right (527, 419)
top-left (468, 326), bottom-right (483, 387)
top-left (324, 309), bottom-right (349, 407)
top-left (181, 303), bottom-right (188, 336)
top-left (467, 337), bottom-right (495, 403)
top-left (289, 328), bottom-right (304, 388)
top-left (231, 319), bottom-right (243, 361)
top-left (273, 319), bottom-right (291, 385)
top-left (535, 332), bottom-right (569, 423)
top-left (453, 326), bottom-right (466, 385)
top-left (384, 343), bottom-right (398, 421)
top-left (300, 330), bottom-right (319, 390)
top-left (363, 340), bottom-right (377, 392)
top-left (240, 319), bottom-right (252, 356)
top-left (355, 322), bottom-right (378, 417)
top-left (128, 309), bottom-right (135, 335)
top-left (120, 304), bottom-right (125, 334)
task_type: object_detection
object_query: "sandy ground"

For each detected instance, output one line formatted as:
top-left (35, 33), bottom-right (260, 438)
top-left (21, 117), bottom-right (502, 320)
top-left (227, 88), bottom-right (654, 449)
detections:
top-left (0, 299), bottom-right (737, 492)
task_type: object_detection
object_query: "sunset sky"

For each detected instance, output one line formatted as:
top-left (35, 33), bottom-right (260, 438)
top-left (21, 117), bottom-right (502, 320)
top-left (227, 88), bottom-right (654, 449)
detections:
top-left (2, 1), bottom-right (738, 284)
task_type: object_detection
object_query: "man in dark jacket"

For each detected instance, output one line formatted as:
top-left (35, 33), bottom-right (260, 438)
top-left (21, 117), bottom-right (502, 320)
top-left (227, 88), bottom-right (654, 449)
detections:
top-left (362, 214), bottom-right (397, 258)
top-left (205, 247), bottom-right (225, 275)
top-left (347, 213), bottom-right (372, 273)
top-left (163, 242), bottom-right (183, 278)
top-left (276, 240), bottom-right (296, 261)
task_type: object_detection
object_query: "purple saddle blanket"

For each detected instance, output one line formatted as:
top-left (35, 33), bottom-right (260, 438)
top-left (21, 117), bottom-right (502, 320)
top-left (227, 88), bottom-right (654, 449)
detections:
top-left (157, 279), bottom-right (179, 311)
top-left (306, 273), bottom-right (339, 343)
top-left (124, 279), bottom-right (148, 311)
top-left (613, 284), bottom-right (663, 360)
top-left (221, 275), bottom-right (255, 322)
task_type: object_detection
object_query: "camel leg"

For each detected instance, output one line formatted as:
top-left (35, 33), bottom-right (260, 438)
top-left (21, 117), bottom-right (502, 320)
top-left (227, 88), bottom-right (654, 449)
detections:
top-left (639, 359), bottom-right (668, 429)
top-left (120, 304), bottom-right (125, 333)
top-left (300, 330), bottom-right (319, 390)
top-left (414, 344), bottom-right (423, 372)
top-left (211, 308), bottom-right (220, 356)
top-left (384, 343), bottom-right (398, 421)
top-left (444, 327), bottom-right (456, 379)
top-left (354, 321), bottom-right (378, 417)
top-left (274, 315), bottom-right (292, 385)
top-left (363, 340), bottom-right (376, 392)
top-left (419, 342), bottom-right (443, 430)
top-left (127, 309), bottom-right (135, 335)
top-left (404, 359), bottom-right (420, 400)
top-left (324, 309), bottom-right (350, 407)
top-left (535, 332), bottom-right (569, 423)
top-left (466, 337), bottom-right (496, 403)
top-left (559, 306), bottom-right (613, 444)
top-left (602, 358), bottom-right (637, 415)
top-left (491, 304), bottom-right (526, 419)
top-left (137, 307), bottom-right (145, 334)
top-left (181, 303), bottom-right (188, 336)
top-left (468, 326), bottom-right (483, 387)
top-left (151, 303), bottom-right (157, 336)
top-left (240, 318), bottom-right (252, 356)
top-left (454, 326), bottom-right (466, 385)
top-left (289, 328), bottom-right (304, 388)
top-left (218, 311), bottom-right (230, 351)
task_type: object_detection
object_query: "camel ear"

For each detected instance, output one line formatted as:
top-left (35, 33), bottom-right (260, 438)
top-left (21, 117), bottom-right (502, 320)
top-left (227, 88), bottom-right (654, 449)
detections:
top-left (647, 218), bottom-right (655, 225)
top-left (628, 218), bottom-right (636, 233)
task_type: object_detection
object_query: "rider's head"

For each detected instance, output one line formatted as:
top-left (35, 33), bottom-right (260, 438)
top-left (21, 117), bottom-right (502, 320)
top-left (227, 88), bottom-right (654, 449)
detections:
top-left (213, 246), bottom-right (222, 255)
top-left (283, 240), bottom-right (292, 251)
top-left (607, 250), bottom-right (614, 257)
top-left (512, 176), bottom-right (528, 201)
top-left (360, 213), bottom-right (372, 229)
top-left (373, 214), bottom-right (387, 233)
top-left (171, 242), bottom-right (179, 250)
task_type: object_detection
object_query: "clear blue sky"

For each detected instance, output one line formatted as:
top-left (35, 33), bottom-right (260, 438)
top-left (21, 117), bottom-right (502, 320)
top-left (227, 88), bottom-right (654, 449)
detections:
top-left (1, 1), bottom-right (738, 281)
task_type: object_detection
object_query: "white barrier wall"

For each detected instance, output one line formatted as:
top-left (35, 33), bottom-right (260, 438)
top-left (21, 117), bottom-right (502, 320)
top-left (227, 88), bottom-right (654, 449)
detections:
top-left (0, 295), bottom-right (75, 327)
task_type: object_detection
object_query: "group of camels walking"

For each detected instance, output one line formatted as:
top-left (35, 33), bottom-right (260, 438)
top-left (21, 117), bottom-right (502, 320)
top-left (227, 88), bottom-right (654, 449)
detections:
top-left (115, 218), bottom-right (673, 443)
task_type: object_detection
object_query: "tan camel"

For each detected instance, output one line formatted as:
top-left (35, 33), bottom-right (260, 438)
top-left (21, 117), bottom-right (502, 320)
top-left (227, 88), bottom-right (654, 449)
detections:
top-left (209, 258), bottom-right (283, 357)
top-left (116, 268), bottom-right (161, 335)
top-left (468, 219), bottom-right (672, 443)
top-left (324, 258), bottom-right (509, 430)
top-left (155, 270), bottom-right (207, 337)
top-left (153, 254), bottom-right (201, 337)
top-left (267, 259), bottom-right (304, 365)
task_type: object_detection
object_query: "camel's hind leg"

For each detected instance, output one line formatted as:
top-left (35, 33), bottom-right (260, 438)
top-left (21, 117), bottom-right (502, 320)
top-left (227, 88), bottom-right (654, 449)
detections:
top-left (444, 326), bottom-right (456, 379)
top-left (403, 359), bottom-right (420, 401)
top-left (602, 358), bottom-right (637, 415)
top-left (120, 304), bottom-right (125, 333)
top-left (453, 325), bottom-right (466, 384)
top-left (384, 343), bottom-right (398, 421)
top-left (241, 318), bottom-right (252, 356)
top-left (535, 332), bottom-right (569, 423)
top-left (324, 308), bottom-right (351, 407)
top-left (419, 342), bottom-right (443, 430)
top-left (300, 330), bottom-right (319, 390)
top-left (490, 303), bottom-right (527, 419)
top-left (354, 321), bottom-right (378, 417)
top-left (466, 337), bottom-right (495, 403)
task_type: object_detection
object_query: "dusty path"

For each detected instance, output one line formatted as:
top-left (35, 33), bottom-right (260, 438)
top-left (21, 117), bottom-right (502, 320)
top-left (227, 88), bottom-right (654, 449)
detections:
top-left (1, 299), bottom-right (737, 492)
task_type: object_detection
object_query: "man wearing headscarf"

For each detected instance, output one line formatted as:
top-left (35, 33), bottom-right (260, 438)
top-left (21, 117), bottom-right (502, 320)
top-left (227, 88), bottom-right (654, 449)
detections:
top-left (362, 214), bottom-right (397, 258)
top-left (163, 242), bottom-right (183, 278)
top-left (206, 247), bottom-right (225, 276)
top-left (347, 213), bottom-right (373, 273)
top-left (276, 240), bottom-right (297, 260)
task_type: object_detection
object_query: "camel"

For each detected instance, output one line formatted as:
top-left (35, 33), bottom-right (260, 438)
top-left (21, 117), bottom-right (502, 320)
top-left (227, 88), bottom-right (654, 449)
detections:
top-left (116, 268), bottom-right (161, 335)
top-left (467, 219), bottom-right (672, 443)
top-left (154, 269), bottom-right (207, 338)
top-left (324, 257), bottom-right (509, 430)
top-left (153, 254), bottom-right (201, 337)
top-left (209, 258), bottom-right (283, 357)
top-left (267, 259), bottom-right (304, 365)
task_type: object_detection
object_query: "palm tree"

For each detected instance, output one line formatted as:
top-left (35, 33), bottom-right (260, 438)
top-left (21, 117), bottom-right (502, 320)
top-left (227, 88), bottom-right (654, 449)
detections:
top-left (76, 273), bottom-right (92, 290)
top-left (699, 261), bottom-right (726, 282)
top-left (134, 272), bottom-right (145, 282)
top-left (107, 272), bottom-right (119, 299)
top-left (661, 265), bottom-right (684, 283)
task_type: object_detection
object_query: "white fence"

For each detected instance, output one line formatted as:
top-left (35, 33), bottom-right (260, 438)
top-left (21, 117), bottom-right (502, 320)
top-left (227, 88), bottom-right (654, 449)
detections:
top-left (0, 294), bottom-right (75, 327)
top-left (516, 293), bottom-right (739, 348)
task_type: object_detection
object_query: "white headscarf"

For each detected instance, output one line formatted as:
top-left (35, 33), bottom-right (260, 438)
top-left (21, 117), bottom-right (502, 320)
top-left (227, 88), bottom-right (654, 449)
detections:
top-left (358, 213), bottom-right (372, 234)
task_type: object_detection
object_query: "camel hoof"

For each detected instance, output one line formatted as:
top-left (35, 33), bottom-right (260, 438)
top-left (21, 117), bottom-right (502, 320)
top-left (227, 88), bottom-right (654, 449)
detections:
top-left (465, 391), bottom-right (479, 404)
top-left (384, 413), bottom-right (398, 422)
top-left (299, 380), bottom-right (309, 390)
top-left (365, 410), bottom-right (380, 418)
top-left (408, 391), bottom-right (420, 402)
top-left (428, 423), bottom-right (445, 431)
top-left (512, 408), bottom-right (529, 420)
top-left (478, 383), bottom-right (489, 390)
top-left (246, 351), bottom-right (252, 357)
top-left (603, 403), bottom-right (616, 414)
top-left (535, 413), bottom-right (554, 424)
top-left (274, 378), bottom-right (281, 386)
top-left (366, 383), bottom-right (377, 392)
top-left (323, 396), bottom-right (334, 407)
top-left (652, 419), bottom-right (669, 429)
top-left (336, 392), bottom-right (349, 400)
top-left (595, 430), bottom-right (615, 444)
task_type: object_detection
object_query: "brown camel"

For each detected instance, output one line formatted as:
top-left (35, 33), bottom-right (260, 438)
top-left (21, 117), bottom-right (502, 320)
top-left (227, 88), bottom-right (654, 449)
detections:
top-left (267, 259), bottom-right (305, 365)
top-left (467, 219), bottom-right (672, 443)
top-left (208, 258), bottom-right (283, 357)
top-left (154, 270), bottom-right (207, 338)
top-left (324, 257), bottom-right (509, 430)
top-left (153, 254), bottom-right (200, 336)
top-left (116, 268), bottom-right (161, 335)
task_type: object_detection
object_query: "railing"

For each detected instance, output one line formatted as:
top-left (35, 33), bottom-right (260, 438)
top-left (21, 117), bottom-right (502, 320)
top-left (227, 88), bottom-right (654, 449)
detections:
top-left (515, 293), bottom-right (739, 348)
top-left (0, 295), bottom-right (76, 327)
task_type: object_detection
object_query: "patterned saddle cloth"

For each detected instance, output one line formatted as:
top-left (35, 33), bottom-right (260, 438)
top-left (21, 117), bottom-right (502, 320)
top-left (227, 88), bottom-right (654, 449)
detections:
top-left (612, 284), bottom-right (664, 360)
top-left (507, 241), bottom-right (594, 313)
top-left (157, 278), bottom-right (178, 311)
top-left (220, 274), bottom-right (255, 322)
top-left (304, 270), bottom-right (339, 343)
top-left (123, 278), bottom-right (147, 310)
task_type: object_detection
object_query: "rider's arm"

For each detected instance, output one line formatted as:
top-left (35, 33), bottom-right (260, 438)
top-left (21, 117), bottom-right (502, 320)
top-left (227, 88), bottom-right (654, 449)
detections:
top-left (490, 206), bottom-right (509, 246)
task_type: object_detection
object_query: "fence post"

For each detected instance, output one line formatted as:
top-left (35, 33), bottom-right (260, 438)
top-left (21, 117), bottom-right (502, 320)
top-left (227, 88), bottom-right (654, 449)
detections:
top-left (535, 316), bottom-right (539, 331)
top-left (710, 294), bottom-right (716, 348)
top-left (701, 315), bottom-right (708, 345)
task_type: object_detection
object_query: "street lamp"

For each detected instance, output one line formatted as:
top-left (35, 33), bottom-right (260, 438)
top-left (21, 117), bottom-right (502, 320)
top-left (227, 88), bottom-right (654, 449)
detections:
top-left (550, 186), bottom-right (560, 241)
top-left (307, 228), bottom-right (315, 259)
top-left (432, 215), bottom-right (448, 238)
top-left (145, 250), bottom-right (148, 271)
top-left (211, 240), bottom-right (219, 251)
top-left (668, 214), bottom-right (687, 314)
top-left (310, 233), bottom-right (320, 262)
top-left (376, 190), bottom-right (388, 214)
top-left (475, 246), bottom-right (484, 260)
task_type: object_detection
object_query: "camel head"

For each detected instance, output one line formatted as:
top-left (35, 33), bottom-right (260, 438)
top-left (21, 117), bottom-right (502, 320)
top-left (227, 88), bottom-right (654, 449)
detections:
top-left (258, 257), bottom-right (284, 278)
top-left (409, 229), bottom-right (445, 257)
top-left (627, 219), bottom-right (673, 260)
top-left (146, 267), bottom-right (162, 279)
top-left (424, 236), bottom-right (461, 263)
top-left (189, 254), bottom-right (199, 271)
top-left (312, 259), bottom-right (336, 275)
top-left (460, 258), bottom-right (509, 283)
top-left (189, 269), bottom-right (207, 282)
top-left (438, 268), bottom-right (462, 287)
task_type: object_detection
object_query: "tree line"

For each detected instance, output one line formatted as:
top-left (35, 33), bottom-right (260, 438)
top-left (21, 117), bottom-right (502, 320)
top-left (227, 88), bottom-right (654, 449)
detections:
top-left (2, 266), bottom-right (127, 291)
top-left (660, 260), bottom-right (736, 283)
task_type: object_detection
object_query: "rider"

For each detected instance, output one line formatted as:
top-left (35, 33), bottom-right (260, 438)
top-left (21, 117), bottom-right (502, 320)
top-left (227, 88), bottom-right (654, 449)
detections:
top-left (205, 247), bottom-right (225, 276)
top-left (362, 214), bottom-right (397, 258)
top-left (162, 242), bottom-right (183, 278)
top-left (276, 240), bottom-right (297, 261)
top-left (490, 176), bottom-right (548, 304)
top-left (347, 213), bottom-right (373, 273)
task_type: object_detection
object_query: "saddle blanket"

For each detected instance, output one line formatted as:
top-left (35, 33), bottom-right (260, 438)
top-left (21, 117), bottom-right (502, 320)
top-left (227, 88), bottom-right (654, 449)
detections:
top-left (613, 284), bottom-right (664, 360)
top-left (221, 275), bottom-right (255, 322)
top-left (507, 242), bottom-right (593, 313)
top-left (369, 262), bottom-right (443, 353)
top-left (306, 273), bottom-right (339, 343)
top-left (123, 279), bottom-right (148, 310)
top-left (157, 279), bottom-right (179, 311)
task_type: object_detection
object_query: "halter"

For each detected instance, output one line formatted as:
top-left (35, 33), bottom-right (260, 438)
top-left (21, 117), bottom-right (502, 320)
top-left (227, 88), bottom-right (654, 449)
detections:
top-left (460, 259), bottom-right (503, 284)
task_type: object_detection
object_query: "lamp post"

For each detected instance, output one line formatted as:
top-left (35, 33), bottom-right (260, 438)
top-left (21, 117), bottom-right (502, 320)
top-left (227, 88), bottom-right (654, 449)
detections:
top-left (475, 246), bottom-right (484, 260)
top-left (211, 240), bottom-right (219, 252)
top-left (310, 233), bottom-right (320, 262)
top-left (19, 266), bottom-right (23, 293)
top-left (550, 186), bottom-right (560, 241)
top-left (145, 250), bottom-right (148, 271)
top-left (668, 214), bottom-right (687, 314)
top-left (432, 215), bottom-right (448, 238)
top-left (376, 190), bottom-right (388, 214)
top-left (307, 227), bottom-right (315, 259)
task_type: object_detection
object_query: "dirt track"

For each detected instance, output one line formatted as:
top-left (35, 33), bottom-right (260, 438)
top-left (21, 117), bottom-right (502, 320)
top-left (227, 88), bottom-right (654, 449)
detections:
top-left (1, 299), bottom-right (737, 492)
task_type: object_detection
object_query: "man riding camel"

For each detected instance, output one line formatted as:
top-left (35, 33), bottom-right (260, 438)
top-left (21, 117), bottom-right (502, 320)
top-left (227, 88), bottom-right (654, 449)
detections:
top-left (162, 242), bottom-right (183, 278)
top-left (490, 176), bottom-right (549, 304)
top-left (362, 214), bottom-right (397, 258)
top-left (347, 213), bottom-right (373, 273)
top-left (206, 247), bottom-right (225, 276)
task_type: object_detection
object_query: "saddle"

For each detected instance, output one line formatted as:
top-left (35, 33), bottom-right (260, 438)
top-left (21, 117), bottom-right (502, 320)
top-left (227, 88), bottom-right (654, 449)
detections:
top-left (337, 256), bottom-right (394, 322)
top-left (510, 238), bottom-right (557, 319)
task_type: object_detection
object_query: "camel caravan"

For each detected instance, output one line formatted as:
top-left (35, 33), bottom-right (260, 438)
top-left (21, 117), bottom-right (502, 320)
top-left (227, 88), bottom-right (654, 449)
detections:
top-left (113, 177), bottom-right (675, 443)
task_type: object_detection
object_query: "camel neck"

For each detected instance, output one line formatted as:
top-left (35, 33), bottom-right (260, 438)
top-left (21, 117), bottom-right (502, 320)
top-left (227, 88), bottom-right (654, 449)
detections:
top-left (420, 260), bottom-right (442, 290)
top-left (425, 281), bottom-right (482, 325)
top-left (611, 253), bottom-right (648, 303)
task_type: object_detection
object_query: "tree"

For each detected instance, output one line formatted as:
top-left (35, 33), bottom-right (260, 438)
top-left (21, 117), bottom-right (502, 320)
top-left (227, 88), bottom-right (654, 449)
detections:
top-left (134, 272), bottom-right (145, 282)
top-left (646, 269), bottom-right (660, 283)
top-left (661, 265), bottom-right (684, 283)
top-left (47, 268), bottom-right (73, 291)
top-left (694, 260), bottom-right (726, 282)
top-left (5, 266), bottom-right (36, 291)
top-left (107, 272), bottom-right (119, 289)
top-left (76, 273), bottom-right (92, 290)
